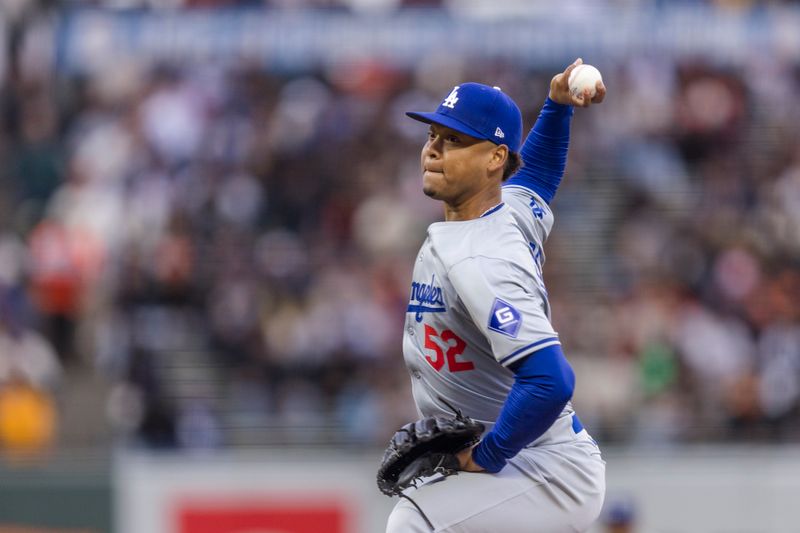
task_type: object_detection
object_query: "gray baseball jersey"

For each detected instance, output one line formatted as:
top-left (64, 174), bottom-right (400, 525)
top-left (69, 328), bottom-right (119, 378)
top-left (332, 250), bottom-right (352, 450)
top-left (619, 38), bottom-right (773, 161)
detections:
top-left (393, 185), bottom-right (605, 532)
top-left (402, 184), bottom-right (576, 445)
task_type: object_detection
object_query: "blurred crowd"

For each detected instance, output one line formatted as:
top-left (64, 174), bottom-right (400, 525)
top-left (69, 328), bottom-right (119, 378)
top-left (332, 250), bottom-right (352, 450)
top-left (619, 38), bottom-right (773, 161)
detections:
top-left (4, 0), bottom-right (800, 16)
top-left (0, 2), bottom-right (798, 457)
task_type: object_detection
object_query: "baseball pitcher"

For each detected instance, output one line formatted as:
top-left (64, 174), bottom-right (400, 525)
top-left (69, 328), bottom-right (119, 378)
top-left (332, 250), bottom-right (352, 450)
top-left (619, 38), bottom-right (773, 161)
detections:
top-left (383, 59), bottom-right (607, 532)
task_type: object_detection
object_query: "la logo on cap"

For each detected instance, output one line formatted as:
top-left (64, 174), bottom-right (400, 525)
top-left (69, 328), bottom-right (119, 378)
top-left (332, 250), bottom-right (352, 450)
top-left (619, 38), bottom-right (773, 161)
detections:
top-left (442, 86), bottom-right (460, 109)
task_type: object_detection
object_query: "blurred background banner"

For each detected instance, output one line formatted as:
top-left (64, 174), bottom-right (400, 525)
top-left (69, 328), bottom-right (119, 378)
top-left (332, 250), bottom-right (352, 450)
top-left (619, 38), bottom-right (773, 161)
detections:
top-left (0, 1), bottom-right (799, 532)
top-left (56, 6), bottom-right (800, 72)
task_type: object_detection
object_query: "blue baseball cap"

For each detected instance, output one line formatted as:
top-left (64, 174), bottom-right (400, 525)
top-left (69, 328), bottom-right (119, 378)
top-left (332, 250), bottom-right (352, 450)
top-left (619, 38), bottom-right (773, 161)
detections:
top-left (406, 83), bottom-right (523, 153)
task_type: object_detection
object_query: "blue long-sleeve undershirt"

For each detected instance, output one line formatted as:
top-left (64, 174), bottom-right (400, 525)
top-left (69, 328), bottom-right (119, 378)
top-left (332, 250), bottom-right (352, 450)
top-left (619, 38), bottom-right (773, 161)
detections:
top-left (505, 97), bottom-right (573, 204)
top-left (471, 344), bottom-right (575, 473)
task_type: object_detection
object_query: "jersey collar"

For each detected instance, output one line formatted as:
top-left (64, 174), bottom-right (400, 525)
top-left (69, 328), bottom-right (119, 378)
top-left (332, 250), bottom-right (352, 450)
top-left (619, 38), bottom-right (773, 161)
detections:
top-left (479, 202), bottom-right (505, 218)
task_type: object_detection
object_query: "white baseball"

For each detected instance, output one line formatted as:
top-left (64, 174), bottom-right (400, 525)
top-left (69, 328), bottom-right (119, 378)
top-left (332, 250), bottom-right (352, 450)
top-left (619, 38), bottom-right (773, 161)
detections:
top-left (568, 64), bottom-right (603, 99)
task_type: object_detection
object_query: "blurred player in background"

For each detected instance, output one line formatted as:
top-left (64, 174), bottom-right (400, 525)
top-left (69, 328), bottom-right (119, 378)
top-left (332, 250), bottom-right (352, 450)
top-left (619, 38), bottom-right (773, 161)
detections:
top-left (387, 59), bottom-right (606, 532)
top-left (603, 499), bottom-right (637, 533)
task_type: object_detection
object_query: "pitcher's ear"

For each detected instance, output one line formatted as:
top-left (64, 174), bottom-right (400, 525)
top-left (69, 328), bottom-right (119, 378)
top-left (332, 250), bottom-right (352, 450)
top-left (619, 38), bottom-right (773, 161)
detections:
top-left (488, 144), bottom-right (508, 174)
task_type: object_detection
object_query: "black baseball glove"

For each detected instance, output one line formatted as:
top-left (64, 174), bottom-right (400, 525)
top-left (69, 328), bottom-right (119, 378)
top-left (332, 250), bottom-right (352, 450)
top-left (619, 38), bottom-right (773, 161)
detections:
top-left (376, 409), bottom-right (485, 496)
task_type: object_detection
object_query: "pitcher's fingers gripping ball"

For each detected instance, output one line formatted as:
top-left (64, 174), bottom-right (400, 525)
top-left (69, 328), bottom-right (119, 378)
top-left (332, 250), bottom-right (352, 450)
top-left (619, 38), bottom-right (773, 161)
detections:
top-left (551, 58), bottom-right (606, 107)
top-left (568, 64), bottom-right (603, 99)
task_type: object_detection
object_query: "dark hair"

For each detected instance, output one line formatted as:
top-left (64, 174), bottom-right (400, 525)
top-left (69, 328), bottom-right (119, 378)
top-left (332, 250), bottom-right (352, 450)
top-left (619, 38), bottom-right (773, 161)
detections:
top-left (502, 151), bottom-right (522, 182)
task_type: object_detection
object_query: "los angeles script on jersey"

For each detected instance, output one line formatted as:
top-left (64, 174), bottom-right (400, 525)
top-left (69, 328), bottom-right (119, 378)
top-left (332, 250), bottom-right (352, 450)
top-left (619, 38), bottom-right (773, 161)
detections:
top-left (407, 275), bottom-right (446, 322)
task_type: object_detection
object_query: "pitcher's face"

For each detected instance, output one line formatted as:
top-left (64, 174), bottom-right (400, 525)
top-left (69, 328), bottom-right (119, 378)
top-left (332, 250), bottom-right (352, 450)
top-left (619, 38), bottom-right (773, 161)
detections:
top-left (421, 124), bottom-right (499, 204)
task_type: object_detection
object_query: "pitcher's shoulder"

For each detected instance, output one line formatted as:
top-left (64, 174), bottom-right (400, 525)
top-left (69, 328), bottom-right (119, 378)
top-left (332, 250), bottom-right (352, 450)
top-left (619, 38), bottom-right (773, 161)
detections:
top-left (427, 207), bottom-right (529, 270)
top-left (502, 185), bottom-right (555, 244)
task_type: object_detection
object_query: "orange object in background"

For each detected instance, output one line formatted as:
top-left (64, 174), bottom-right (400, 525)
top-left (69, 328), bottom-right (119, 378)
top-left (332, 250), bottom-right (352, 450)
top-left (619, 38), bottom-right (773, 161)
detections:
top-left (0, 379), bottom-right (57, 457)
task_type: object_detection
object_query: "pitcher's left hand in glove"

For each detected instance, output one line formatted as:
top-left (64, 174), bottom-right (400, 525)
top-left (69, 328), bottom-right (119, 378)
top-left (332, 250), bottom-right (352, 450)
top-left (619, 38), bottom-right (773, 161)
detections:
top-left (377, 413), bottom-right (485, 496)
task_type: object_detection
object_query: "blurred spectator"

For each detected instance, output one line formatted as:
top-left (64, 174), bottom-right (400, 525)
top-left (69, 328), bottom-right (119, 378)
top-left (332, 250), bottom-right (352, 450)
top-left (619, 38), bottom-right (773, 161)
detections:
top-left (27, 220), bottom-right (102, 364)
top-left (0, 284), bottom-right (61, 460)
top-left (602, 497), bottom-right (636, 533)
top-left (0, 292), bottom-right (61, 390)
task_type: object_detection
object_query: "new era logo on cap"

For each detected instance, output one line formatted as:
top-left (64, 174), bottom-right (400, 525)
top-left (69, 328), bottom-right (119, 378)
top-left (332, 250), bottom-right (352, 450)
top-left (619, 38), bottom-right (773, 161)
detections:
top-left (406, 82), bottom-right (523, 153)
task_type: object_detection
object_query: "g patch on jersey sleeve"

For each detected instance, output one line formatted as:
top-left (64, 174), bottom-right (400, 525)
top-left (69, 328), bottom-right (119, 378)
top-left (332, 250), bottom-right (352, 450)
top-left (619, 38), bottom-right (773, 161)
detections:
top-left (488, 298), bottom-right (522, 338)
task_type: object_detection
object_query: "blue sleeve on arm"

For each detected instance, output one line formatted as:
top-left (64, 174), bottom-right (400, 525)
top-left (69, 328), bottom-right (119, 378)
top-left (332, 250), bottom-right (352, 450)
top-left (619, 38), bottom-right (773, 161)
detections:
top-left (472, 344), bottom-right (575, 473)
top-left (505, 97), bottom-right (573, 204)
